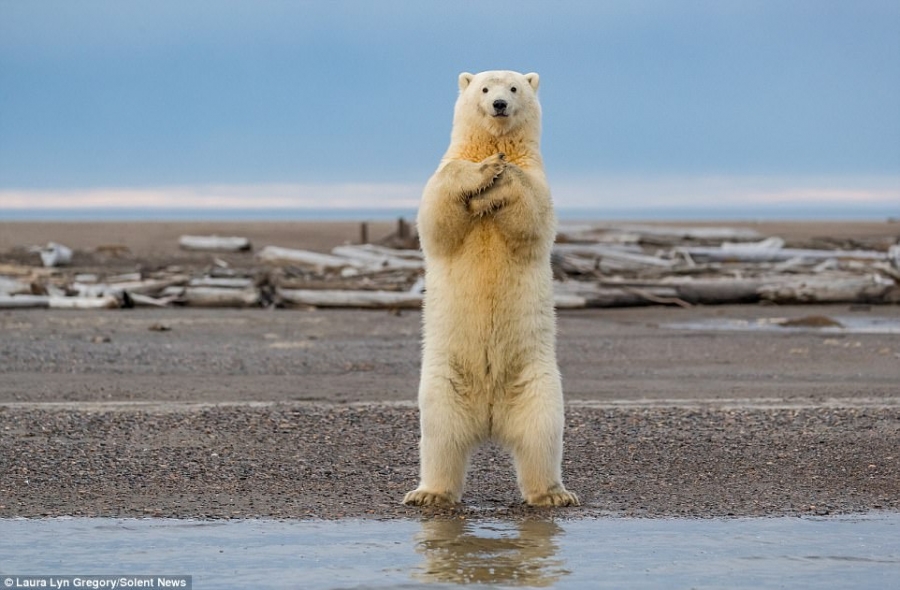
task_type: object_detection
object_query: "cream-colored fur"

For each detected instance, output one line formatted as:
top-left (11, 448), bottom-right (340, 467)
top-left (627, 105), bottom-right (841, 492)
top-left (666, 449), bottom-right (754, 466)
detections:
top-left (403, 70), bottom-right (579, 508)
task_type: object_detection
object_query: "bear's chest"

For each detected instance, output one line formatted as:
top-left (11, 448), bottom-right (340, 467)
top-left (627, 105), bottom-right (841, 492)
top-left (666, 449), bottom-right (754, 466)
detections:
top-left (455, 142), bottom-right (535, 170)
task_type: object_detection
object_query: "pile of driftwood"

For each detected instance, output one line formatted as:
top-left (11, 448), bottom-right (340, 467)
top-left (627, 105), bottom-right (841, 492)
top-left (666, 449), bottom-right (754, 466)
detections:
top-left (1, 222), bottom-right (898, 310)
top-left (551, 224), bottom-right (899, 307)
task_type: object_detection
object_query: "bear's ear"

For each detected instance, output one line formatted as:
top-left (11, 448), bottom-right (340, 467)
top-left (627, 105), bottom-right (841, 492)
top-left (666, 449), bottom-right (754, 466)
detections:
top-left (525, 72), bottom-right (540, 91)
top-left (458, 72), bottom-right (474, 91)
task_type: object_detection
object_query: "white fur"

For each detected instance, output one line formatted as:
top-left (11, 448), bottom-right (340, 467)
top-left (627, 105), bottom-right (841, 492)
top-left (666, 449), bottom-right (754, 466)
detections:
top-left (404, 71), bottom-right (579, 507)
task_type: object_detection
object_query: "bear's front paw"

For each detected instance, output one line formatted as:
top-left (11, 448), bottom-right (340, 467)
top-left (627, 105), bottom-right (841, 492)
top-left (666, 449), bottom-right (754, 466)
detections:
top-left (525, 486), bottom-right (580, 507)
top-left (479, 152), bottom-right (506, 182)
top-left (403, 489), bottom-right (459, 507)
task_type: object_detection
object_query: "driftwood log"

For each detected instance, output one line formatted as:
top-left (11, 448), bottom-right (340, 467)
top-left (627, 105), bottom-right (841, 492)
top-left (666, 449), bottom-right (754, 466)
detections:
top-left (554, 281), bottom-right (688, 308)
top-left (161, 286), bottom-right (260, 307)
top-left (677, 243), bottom-right (890, 264)
top-left (0, 276), bottom-right (32, 296)
top-left (278, 288), bottom-right (423, 309)
top-left (330, 244), bottom-right (424, 271)
top-left (257, 246), bottom-right (361, 273)
top-left (0, 294), bottom-right (49, 309)
top-left (178, 235), bottom-right (252, 252)
top-left (557, 224), bottom-right (764, 245)
top-left (49, 294), bottom-right (121, 309)
top-left (759, 275), bottom-right (897, 304)
top-left (38, 242), bottom-right (73, 267)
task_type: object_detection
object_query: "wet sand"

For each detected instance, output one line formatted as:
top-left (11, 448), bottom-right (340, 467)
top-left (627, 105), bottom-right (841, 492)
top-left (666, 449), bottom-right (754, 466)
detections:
top-left (1, 220), bottom-right (899, 519)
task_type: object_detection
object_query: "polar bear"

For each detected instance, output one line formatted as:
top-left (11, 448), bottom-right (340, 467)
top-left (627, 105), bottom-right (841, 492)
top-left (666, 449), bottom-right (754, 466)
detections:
top-left (403, 70), bottom-right (579, 508)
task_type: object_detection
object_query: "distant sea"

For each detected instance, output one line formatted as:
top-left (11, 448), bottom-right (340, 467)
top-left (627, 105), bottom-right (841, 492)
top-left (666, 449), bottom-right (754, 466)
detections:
top-left (0, 204), bottom-right (896, 222)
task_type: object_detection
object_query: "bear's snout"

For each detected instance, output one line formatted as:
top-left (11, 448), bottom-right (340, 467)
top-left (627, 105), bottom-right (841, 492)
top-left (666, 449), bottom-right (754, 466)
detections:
top-left (492, 99), bottom-right (508, 116)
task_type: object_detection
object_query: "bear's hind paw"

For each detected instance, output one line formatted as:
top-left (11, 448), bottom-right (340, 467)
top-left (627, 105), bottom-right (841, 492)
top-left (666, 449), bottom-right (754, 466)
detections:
top-left (403, 489), bottom-right (458, 507)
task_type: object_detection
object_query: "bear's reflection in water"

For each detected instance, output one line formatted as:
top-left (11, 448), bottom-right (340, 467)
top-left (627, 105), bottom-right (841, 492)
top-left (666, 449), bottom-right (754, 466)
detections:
top-left (412, 519), bottom-right (569, 586)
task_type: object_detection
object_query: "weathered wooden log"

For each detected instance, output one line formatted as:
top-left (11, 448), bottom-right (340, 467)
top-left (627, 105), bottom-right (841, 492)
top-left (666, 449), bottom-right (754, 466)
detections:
top-left (890, 245), bottom-right (900, 270)
top-left (128, 293), bottom-right (175, 307)
top-left (278, 287), bottom-right (599, 310)
top-left (278, 288), bottom-right (422, 309)
top-left (553, 244), bottom-right (674, 268)
top-left (273, 277), bottom-right (412, 292)
top-left (601, 273), bottom-right (899, 305)
top-left (72, 282), bottom-right (113, 298)
top-left (128, 276), bottom-right (192, 294)
top-left (107, 272), bottom-right (143, 283)
top-left (0, 294), bottom-right (50, 308)
top-left (556, 225), bottom-right (642, 244)
top-left (554, 281), bottom-right (687, 307)
top-left (187, 277), bottom-right (255, 289)
top-left (601, 277), bottom-right (768, 304)
top-left (552, 253), bottom-right (598, 275)
top-left (554, 243), bottom-right (645, 256)
top-left (595, 288), bottom-right (685, 307)
top-left (758, 275), bottom-right (896, 304)
top-left (0, 276), bottom-right (32, 296)
top-left (722, 237), bottom-right (785, 251)
top-left (330, 244), bottom-right (424, 270)
top-left (667, 278), bottom-right (764, 304)
top-left (178, 235), bottom-right (252, 252)
top-left (48, 295), bottom-right (120, 309)
top-left (257, 246), bottom-right (360, 272)
top-left (677, 244), bottom-right (889, 263)
top-left (553, 294), bottom-right (588, 309)
top-left (344, 243), bottom-right (424, 260)
top-left (38, 242), bottom-right (73, 267)
top-left (161, 286), bottom-right (260, 307)
top-left (0, 264), bottom-right (56, 279)
top-left (559, 224), bottom-right (764, 245)
top-left (71, 276), bottom-right (189, 298)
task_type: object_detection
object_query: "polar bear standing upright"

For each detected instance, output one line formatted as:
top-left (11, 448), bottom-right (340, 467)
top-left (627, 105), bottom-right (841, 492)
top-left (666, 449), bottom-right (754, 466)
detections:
top-left (403, 70), bottom-right (579, 507)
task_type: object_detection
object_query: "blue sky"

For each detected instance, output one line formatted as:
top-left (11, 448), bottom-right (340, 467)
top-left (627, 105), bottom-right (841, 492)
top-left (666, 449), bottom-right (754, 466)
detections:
top-left (1, 0), bottom-right (898, 216)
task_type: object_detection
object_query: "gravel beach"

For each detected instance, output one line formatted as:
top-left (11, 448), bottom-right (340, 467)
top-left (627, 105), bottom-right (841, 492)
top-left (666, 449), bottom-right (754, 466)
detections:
top-left (1, 305), bottom-right (898, 520)
top-left (1, 220), bottom-right (899, 520)
top-left (2, 401), bottom-right (899, 520)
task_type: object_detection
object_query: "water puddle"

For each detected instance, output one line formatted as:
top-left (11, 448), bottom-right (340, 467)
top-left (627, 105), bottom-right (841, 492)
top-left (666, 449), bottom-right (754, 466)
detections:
top-left (665, 315), bottom-right (900, 334)
top-left (2, 514), bottom-right (899, 589)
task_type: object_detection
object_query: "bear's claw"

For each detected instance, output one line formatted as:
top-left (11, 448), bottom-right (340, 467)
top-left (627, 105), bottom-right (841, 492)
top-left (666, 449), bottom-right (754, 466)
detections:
top-left (479, 152), bottom-right (507, 182)
top-left (525, 487), bottom-right (580, 507)
top-left (403, 489), bottom-right (458, 507)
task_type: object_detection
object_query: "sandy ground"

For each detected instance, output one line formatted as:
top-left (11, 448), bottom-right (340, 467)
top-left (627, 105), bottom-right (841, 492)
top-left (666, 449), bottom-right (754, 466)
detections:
top-left (1, 220), bottom-right (899, 520)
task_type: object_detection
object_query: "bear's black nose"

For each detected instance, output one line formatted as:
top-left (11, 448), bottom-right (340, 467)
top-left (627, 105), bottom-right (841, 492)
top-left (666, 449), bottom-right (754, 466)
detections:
top-left (492, 99), bottom-right (508, 112)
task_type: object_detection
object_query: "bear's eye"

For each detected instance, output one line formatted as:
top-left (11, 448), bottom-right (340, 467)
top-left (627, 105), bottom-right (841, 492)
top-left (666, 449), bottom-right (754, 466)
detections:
top-left (482, 87), bottom-right (488, 93)
top-left (511, 86), bottom-right (517, 93)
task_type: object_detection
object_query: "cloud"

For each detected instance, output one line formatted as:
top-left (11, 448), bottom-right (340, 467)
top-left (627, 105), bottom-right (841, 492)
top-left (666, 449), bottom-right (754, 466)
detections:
top-left (0, 176), bottom-right (896, 220)
top-left (554, 175), bottom-right (900, 210)
top-left (0, 183), bottom-right (423, 209)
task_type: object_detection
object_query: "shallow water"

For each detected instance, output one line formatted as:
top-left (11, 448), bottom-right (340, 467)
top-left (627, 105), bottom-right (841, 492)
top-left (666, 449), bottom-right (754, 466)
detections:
top-left (2, 515), bottom-right (899, 589)
top-left (665, 315), bottom-right (900, 334)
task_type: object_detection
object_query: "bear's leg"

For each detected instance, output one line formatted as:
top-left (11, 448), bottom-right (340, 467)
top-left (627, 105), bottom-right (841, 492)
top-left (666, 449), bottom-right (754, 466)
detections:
top-left (498, 380), bottom-right (580, 507)
top-left (403, 381), bottom-right (485, 507)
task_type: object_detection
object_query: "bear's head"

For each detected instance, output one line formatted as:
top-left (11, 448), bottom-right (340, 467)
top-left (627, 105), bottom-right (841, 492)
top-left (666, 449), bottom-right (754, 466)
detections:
top-left (453, 70), bottom-right (541, 139)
